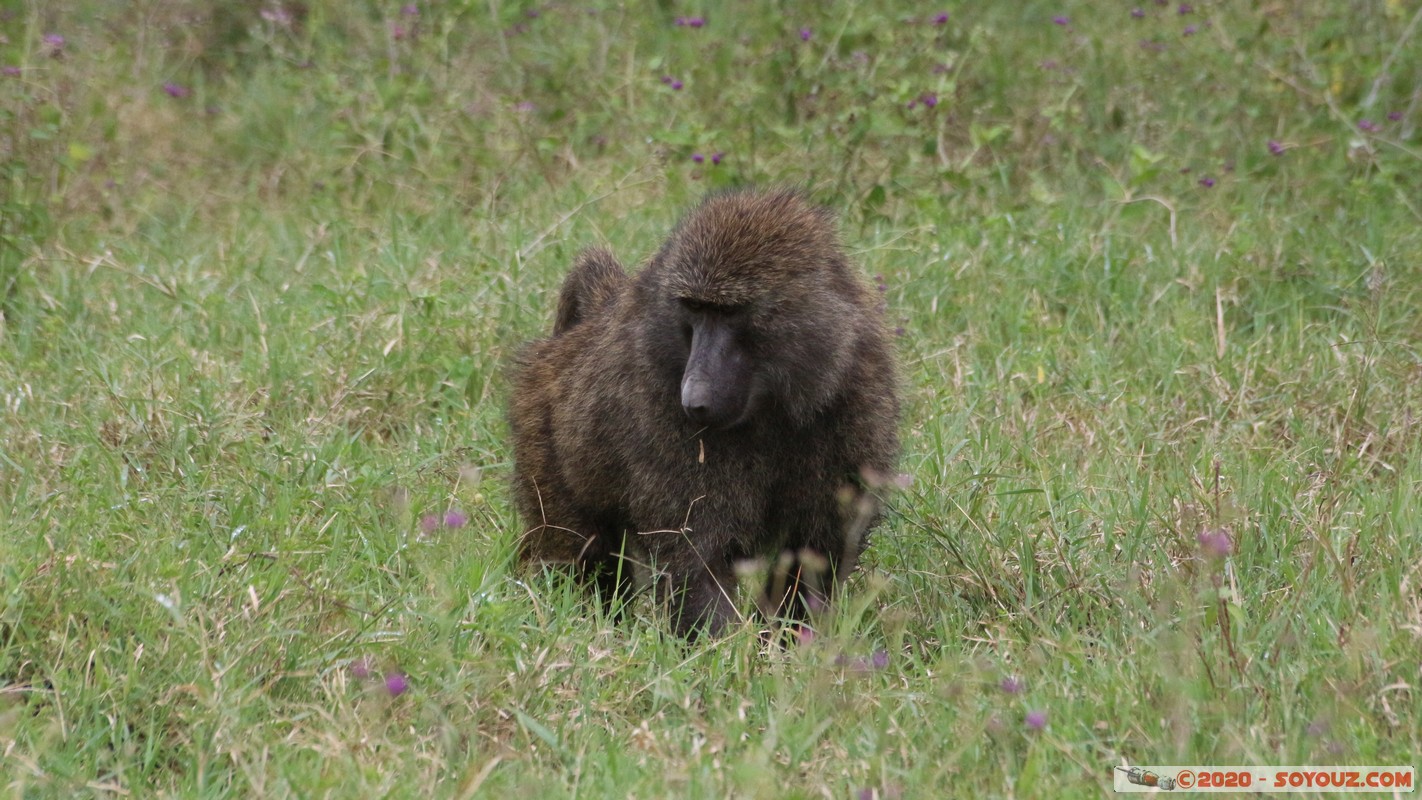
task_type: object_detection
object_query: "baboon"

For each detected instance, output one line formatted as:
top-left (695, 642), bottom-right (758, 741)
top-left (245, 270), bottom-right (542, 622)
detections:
top-left (508, 188), bottom-right (900, 638)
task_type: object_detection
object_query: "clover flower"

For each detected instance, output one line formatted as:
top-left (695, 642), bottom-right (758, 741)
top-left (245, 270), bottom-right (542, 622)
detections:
top-left (1197, 528), bottom-right (1232, 557)
top-left (385, 671), bottom-right (409, 697)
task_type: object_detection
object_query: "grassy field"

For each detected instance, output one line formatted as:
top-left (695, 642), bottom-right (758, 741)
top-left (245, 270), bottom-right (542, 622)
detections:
top-left (2, 0), bottom-right (1420, 796)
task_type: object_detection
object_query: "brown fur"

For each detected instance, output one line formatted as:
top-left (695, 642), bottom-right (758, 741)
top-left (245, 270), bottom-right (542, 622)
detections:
top-left (508, 188), bottom-right (900, 637)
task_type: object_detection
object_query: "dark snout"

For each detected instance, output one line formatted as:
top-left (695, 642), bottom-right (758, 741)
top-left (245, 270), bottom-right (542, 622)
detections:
top-left (680, 315), bottom-right (752, 429)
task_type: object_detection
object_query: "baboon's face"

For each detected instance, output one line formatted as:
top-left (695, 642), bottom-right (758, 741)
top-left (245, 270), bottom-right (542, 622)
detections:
top-left (640, 189), bottom-right (863, 431)
top-left (675, 298), bottom-right (758, 429)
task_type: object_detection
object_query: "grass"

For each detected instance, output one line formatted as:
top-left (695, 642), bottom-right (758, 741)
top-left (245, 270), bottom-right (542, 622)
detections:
top-left (2, 0), bottom-right (1420, 796)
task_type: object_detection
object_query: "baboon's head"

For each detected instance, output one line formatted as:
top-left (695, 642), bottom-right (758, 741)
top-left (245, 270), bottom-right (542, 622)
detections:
top-left (637, 189), bottom-right (871, 430)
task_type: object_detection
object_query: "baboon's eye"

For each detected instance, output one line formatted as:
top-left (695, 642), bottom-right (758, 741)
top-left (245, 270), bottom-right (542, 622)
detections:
top-left (680, 297), bottom-right (743, 316)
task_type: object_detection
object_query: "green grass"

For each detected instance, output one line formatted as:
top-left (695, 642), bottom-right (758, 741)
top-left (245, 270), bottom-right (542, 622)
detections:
top-left (2, 0), bottom-right (1420, 796)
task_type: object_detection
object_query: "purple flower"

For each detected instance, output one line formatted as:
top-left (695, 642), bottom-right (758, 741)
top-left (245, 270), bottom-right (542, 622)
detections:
top-left (671, 79), bottom-right (684, 90)
top-left (1198, 528), bottom-right (1231, 556)
top-left (906, 100), bottom-right (917, 110)
top-left (1, 66), bottom-right (20, 77)
top-left (1000, 676), bottom-right (1025, 695)
top-left (1131, 8), bottom-right (1145, 17)
top-left (799, 27), bottom-right (812, 41)
top-left (514, 100), bottom-right (536, 112)
top-left (1387, 111), bottom-right (1402, 122)
top-left (660, 75), bottom-right (673, 84)
top-left (44, 33), bottom-right (65, 48)
top-left (1358, 119), bottom-right (1379, 132)
top-left (711, 152), bottom-right (724, 165)
top-left (932, 12), bottom-right (950, 24)
top-left (1178, 3), bottom-right (1193, 13)
top-left (1052, 16), bottom-right (1070, 26)
top-left (1183, 24), bottom-right (1197, 35)
top-left (391, 24), bottom-right (407, 40)
top-left (385, 671), bottom-right (409, 697)
top-left (1268, 139), bottom-right (1285, 156)
top-left (675, 16), bottom-right (705, 28)
top-left (893, 326), bottom-right (906, 337)
top-left (351, 658), bottom-right (373, 680)
top-left (1198, 176), bottom-right (1215, 188)
top-left (920, 92), bottom-right (938, 108)
top-left (1026, 710), bottom-right (1048, 730)
top-left (691, 153), bottom-right (705, 164)
top-left (871, 650), bottom-right (889, 669)
top-left (423, 509), bottom-right (470, 534)
top-left (163, 82), bottom-right (190, 98)
top-left (402, 3), bottom-right (419, 15)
